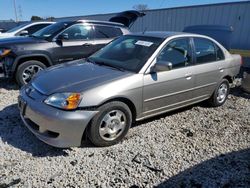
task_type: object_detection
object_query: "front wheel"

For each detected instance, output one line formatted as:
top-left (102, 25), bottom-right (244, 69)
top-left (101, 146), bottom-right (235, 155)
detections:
top-left (208, 79), bottom-right (230, 107)
top-left (15, 60), bottom-right (46, 86)
top-left (87, 101), bottom-right (132, 147)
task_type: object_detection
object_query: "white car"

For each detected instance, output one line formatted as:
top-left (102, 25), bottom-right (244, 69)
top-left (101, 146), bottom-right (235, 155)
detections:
top-left (0, 22), bottom-right (54, 39)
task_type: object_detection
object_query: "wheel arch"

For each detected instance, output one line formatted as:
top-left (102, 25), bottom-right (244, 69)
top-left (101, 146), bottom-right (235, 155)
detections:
top-left (223, 75), bottom-right (233, 83)
top-left (100, 97), bottom-right (137, 122)
top-left (12, 54), bottom-right (53, 73)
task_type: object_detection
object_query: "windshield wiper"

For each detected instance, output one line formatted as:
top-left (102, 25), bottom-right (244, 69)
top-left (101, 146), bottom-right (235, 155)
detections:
top-left (95, 61), bottom-right (125, 72)
top-left (86, 58), bottom-right (125, 72)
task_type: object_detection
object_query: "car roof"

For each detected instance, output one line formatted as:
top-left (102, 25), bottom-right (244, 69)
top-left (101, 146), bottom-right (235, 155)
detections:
top-left (132, 31), bottom-right (206, 39)
top-left (76, 20), bottom-right (125, 27)
top-left (28, 21), bottom-right (55, 25)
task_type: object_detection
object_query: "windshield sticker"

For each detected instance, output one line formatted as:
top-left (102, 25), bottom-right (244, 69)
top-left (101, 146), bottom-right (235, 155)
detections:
top-left (135, 40), bottom-right (153, 47)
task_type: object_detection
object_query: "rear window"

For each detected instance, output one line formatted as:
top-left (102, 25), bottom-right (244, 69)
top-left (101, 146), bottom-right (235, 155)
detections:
top-left (94, 25), bottom-right (123, 39)
top-left (215, 44), bottom-right (225, 61)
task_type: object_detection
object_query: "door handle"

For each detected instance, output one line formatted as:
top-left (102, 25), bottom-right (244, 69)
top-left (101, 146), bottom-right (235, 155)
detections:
top-left (185, 73), bottom-right (192, 80)
top-left (219, 67), bottom-right (224, 73)
top-left (82, 43), bottom-right (93, 47)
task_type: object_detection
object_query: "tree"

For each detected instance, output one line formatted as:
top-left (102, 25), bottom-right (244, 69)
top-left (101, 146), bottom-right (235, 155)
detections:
top-left (31, 16), bottom-right (43, 21)
top-left (133, 4), bottom-right (149, 11)
top-left (44, 16), bottom-right (55, 21)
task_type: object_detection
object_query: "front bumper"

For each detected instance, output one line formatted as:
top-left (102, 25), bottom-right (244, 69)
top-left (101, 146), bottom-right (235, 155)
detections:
top-left (18, 87), bottom-right (98, 148)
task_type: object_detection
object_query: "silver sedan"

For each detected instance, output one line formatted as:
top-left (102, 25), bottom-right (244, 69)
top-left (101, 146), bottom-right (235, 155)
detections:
top-left (19, 32), bottom-right (241, 147)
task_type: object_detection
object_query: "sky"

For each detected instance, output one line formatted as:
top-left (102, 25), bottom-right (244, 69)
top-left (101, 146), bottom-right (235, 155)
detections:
top-left (0, 0), bottom-right (248, 21)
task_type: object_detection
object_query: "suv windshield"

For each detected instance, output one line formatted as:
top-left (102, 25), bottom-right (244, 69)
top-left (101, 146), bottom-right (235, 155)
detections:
top-left (32, 22), bottom-right (70, 39)
top-left (6, 23), bottom-right (30, 33)
top-left (89, 35), bottom-right (163, 73)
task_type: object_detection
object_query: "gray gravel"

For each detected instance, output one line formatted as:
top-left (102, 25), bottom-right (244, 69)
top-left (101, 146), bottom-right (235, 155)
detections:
top-left (0, 79), bottom-right (249, 188)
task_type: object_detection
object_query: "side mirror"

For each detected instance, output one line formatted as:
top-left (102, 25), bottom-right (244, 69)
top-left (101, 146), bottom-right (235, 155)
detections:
top-left (151, 61), bottom-right (173, 73)
top-left (19, 30), bottom-right (29, 36)
top-left (57, 33), bottom-right (69, 41)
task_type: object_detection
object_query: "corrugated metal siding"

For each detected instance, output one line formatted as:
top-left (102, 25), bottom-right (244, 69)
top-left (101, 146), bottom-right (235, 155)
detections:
top-left (1, 2), bottom-right (249, 51)
top-left (62, 1), bottom-right (250, 50)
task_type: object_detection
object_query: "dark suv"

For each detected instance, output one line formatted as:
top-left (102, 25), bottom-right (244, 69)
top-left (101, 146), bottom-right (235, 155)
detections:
top-left (0, 11), bottom-right (144, 86)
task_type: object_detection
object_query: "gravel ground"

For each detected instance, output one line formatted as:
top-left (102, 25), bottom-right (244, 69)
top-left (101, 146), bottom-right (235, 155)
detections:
top-left (0, 79), bottom-right (249, 188)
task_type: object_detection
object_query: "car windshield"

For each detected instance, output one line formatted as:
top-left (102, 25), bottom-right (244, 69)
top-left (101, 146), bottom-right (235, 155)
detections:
top-left (89, 35), bottom-right (164, 73)
top-left (31, 22), bottom-right (69, 39)
top-left (6, 23), bottom-right (30, 33)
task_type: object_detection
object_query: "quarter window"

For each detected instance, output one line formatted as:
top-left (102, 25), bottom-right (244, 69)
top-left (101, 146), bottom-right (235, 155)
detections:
top-left (215, 44), bottom-right (225, 60)
top-left (94, 26), bottom-right (122, 39)
top-left (157, 38), bottom-right (192, 69)
top-left (61, 24), bottom-right (93, 40)
top-left (193, 38), bottom-right (217, 64)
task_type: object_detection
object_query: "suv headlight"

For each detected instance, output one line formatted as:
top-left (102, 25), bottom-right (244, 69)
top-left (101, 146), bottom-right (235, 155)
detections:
top-left (44, 93), bottom-right (82, 110)
top-left (0, 48), bottom-right (11, 57)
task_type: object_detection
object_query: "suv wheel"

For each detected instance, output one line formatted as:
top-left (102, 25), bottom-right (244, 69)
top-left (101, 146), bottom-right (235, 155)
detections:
top-left (87, 101), bottom-right (132, 147)
top-left (16, 60), bottom-right (46, 86)
top-left (208, 79), bottom-right (230, 107)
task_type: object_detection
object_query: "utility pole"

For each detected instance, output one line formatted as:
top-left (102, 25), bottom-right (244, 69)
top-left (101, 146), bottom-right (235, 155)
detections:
top-left (13, 0), bottom-right (18, 22)
top-left (18, 5), bottom-right (23, 21)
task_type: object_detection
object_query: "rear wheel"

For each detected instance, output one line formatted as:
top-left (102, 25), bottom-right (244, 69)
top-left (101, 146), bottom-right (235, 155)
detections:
top-left (208, 79), bottom-right (230, 107)
top-left (87, 101), bottom-right (132, 147)
top-left (16, 60), bottom-right (46, 86)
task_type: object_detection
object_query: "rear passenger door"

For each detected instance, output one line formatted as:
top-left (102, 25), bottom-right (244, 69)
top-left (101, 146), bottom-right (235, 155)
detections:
top-left (192, 37), bottom-right (226, 99)
top-left (93, 25), bottom-right (123, 52)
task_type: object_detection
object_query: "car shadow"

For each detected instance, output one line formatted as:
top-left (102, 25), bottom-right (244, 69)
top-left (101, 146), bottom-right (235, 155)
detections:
top-left (155, 148), bottom-right (250, 187)
top-left (0, 78), bottom-right (19, 90)
top-left (0, 103), bottom-right (71, 157)
top-left (230, 86), bottom-right (250, 99)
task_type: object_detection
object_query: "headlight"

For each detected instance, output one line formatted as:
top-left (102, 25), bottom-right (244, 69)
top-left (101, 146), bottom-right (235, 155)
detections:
top-left (44, 93), bottom-right (82, 110)
top-left (0, 49), bottom-right (11, 57)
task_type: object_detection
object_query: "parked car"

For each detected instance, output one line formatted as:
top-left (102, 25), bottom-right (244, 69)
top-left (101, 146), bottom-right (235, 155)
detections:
top-left (0, 22), bottom-right (54, 38)
top-left (0, 11), bottom-right (144, 86)
top-left (241, 67), bottom-right (250, 93)
top-left (18, 32), bottom-right (241, 148)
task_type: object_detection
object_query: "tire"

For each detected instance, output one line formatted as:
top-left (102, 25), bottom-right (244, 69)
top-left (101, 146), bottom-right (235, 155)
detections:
top-left (87, 101), bottom-right (132, 147)
top-left (15, 60), bottom-right (46, 86)
top-left (208, 79), bottom-right (230, 107)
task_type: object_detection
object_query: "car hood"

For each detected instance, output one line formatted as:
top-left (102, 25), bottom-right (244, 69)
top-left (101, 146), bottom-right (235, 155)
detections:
top-left (31, 59), bottom-right (132, 95)
top-left (109, 10), bottom-right (145, 28)
top-left (0, 36), bottom-right (46, 46)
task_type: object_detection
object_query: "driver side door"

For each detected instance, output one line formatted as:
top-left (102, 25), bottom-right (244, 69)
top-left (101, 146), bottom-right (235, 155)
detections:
top-left (51, 23), bottom-right (96, 64)
top-left (143, 37), bottom-right (196, 117)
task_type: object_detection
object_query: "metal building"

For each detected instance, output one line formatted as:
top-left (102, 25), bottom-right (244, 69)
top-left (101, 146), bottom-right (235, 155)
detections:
top-left (56, 1), bottom-right (250, 64)
top-left (1, 1), bottom-right (250, 64)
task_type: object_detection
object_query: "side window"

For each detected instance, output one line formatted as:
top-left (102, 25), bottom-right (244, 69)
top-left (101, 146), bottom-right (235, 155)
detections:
top-left (193, 38), bottom-right (217, 64)
top-left (215, 44), bottom-right (225, 61)
top-left (94, 26), bottom-right (122, 39)
top-left (25, 24), bottom-right (51, 35)
top-left (157, 38), bottom-right (192, 69)
top-left (61, 24), bottom-right (93, 40)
